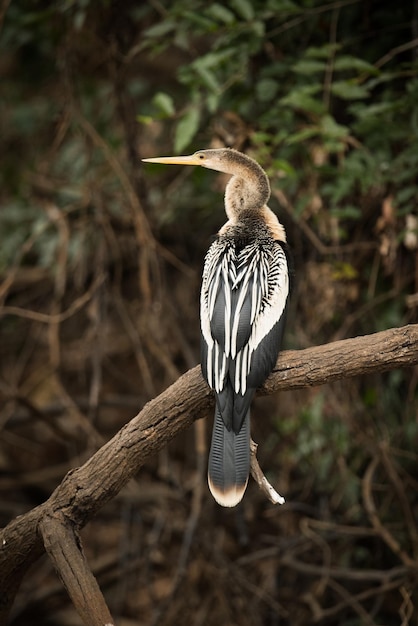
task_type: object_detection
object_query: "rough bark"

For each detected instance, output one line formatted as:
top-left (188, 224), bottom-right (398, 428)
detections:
top-left (40, 512), bottom-right (114, 626)
top-left (1, 324), bottom-right (417, 624)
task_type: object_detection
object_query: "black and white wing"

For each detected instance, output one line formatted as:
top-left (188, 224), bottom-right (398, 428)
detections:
top-left (200, 237), bottom-right (289, 427)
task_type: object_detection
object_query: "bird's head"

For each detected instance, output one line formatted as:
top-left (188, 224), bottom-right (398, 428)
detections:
top-left (143, 148), bottom-right (251, 176)
top-left (143, 148), bottom-right (271, 211)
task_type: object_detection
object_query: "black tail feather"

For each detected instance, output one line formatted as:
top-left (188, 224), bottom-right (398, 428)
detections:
top-left (208, 406), bottom-right (250, 507)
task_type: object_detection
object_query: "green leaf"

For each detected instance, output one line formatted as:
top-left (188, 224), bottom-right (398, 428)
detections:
top-left (193, 48), bottom-right (235, 69)
top-left (174, 107), bottom-right (201, 153)
top-left (136, 115), bottom-right (154, 125)
top-left (251, 20), bottom-right (265, 37)
top-left (351, 101), bottom-right (398, 120)
top-left (395, 185), bottom-right (417, 206)
top-left (207, 92), bottom-right (221, 113)
top-left (332, 261), bottom-right (359, 279)
top-left (206, 4), bottom-right (235, 24)
top-left (229, 0), bottom-right (254, 21)
top-left (272, 159), bottom-right (296, 177)
top-left (334, 55), bottom-right (378, 74)
top-left (305, 43), bottom-right (341, 58)
top-left (331, 206), bottom-right (362, 219)
top-left (320, 114), bottom-right (349, 139)
top-left (285, 126), bottom-right (319, 144)
top-left (152, 92), bottom-right (175, 117)
top-left (181, 11), bottom-right (216, 29)
top-left (256, 78), bottom-right (279, 102)
top-left (331, 80), bottom-right (370, 100)
top-left (280, 85), bottom-right (324, 115)
top-left (174, 29), bottom-right (190, 51)
top-left (292, 59), bottom-right (326, 74)
top-left (193, 63), bottom-right (220, 92)
top-left (143, 20), bottom-right (176, 38)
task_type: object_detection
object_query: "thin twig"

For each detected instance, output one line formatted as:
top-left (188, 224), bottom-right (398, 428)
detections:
top-left (375, 37), bottom-right (418, 68)
top-left (267, 0), bottom-right (360, 38)
top-left (0, 275), bottom-right (105, 323)
top-left (323, 5), bottom-right (340, 111)
top-left (362, 457), bottom-right (416, 568)
top-left (250, 439), bottom-right (285, 505)
top-left (271, 186), bottom-right (377, 256)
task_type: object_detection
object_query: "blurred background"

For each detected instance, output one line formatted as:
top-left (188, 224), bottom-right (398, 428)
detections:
top-left (1, 1), bottom-right (418, 624)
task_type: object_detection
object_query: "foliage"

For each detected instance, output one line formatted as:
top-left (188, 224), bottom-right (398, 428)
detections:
top-left (140, 1), bottom-right (418, 233)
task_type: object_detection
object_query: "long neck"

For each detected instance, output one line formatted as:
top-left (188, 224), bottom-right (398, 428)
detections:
top-left (223, 153), bottom-right (270, 220)
top-left (218, 153), bottom-right (285, 242)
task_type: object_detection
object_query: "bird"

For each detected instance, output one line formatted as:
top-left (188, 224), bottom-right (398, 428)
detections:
top-left (143, 148), bottom-right (290, 507)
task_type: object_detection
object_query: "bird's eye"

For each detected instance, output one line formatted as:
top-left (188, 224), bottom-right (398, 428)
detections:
top-left (198, 154), bottom-right (205, 160)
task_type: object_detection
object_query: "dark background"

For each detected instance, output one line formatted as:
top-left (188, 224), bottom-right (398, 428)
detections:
top-left (1, 1), bottom-right (417, 624)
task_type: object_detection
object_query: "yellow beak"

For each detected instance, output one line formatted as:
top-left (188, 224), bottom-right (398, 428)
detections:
top-left (142, 154), bottom-right (202, 166)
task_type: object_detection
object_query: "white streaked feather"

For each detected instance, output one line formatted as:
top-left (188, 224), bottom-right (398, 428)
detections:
top-left (235, 350), bottom-right (242, 392)
top-left (223, 262), bottom-right (232, 356)
top-left (200, 238), bottom-right (289, 395)
top-left (250, 266), bottom-right (258, 324)
top-left (206, 349), bottom-right (213, 387)
top-left (230, 270), bottom-right (251, 358)
top-left (214, 341), bottom-right (219, 390)
top-left (248, 264), bottom-right (289, 355)
top-left (208, 264), bottom-right (221, 316)
top-left (240, 344), bottom-right (249, 394)
top-left (220, 353), bottom-right (227, 392)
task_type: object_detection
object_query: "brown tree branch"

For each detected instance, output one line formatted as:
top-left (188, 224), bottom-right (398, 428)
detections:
top-left (1, 324), bottom-right (418, 624)
top-left (39, 512), bottom-right (114, 626)
top-left (263, 323), bottom-right (418, 393)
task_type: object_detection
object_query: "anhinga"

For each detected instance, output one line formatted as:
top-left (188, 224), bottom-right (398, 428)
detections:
top-left (143, 148), bottom-right (290, 507)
